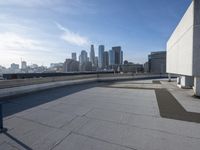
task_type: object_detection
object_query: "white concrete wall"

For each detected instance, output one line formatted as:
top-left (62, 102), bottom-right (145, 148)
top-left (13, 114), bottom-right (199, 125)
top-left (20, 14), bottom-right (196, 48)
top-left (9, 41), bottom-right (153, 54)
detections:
top-left (167, 1), bottom-right (194, 76)
top-left (193, 0), bottom-right (200, 76)
top-left (180, 76), bottom-right (194, 88)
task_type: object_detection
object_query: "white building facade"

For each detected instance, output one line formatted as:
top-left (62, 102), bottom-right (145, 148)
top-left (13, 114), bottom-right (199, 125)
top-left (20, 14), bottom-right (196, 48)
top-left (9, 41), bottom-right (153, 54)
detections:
top-left (167, 0), bottom-right (200, 96)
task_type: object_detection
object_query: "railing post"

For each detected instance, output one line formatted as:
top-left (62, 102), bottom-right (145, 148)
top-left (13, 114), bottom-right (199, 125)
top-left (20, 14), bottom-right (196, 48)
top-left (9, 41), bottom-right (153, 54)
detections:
top-left (0, 102), bottom-right (7, 133)
top-left (168, 73), bottom-right (172, 82)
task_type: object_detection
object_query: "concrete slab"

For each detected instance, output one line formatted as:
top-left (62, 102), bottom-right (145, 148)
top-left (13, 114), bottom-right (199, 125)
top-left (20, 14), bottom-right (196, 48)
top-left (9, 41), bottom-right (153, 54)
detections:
top-left (86, 108), bottom-right (127, 123)
top-left (31, 129), bottom-right (69, 150)
top-left (61, 98), bottom-right (159, 117)
top-left (0, 142), bottom-right (19, 150)
top-left (58, 88), bottom-right (159, 117)
top-left (61, 116), bottom-right (90, 132)
top-left (1, 117), bottom-right (70, 150)
top-left (60, 87), bottom-right (158, 107)
top-left (76, 119), bottom-right (200, 150)
top-left (53, 133), bottom-right (132, 150)
top-left (86, 108), bottom-right (200, 139)
top-left (45, 103), bottom-right (93, 116)
top-left (1, 79), bottom-right (200, 150)
top-left (17, 109), bottom-right (77, 128)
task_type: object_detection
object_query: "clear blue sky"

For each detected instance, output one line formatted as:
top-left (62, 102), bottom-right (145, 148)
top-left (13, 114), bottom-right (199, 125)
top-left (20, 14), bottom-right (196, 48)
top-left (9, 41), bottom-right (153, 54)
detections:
top-left (0, 0), bottom-right (192, 67)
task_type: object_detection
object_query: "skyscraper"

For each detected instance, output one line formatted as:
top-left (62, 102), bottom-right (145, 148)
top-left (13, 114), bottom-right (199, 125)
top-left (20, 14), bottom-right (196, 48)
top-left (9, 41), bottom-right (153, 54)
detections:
top-left (120, 51), bottom-right (123, 64)
top-left (79, 50), bottom-right (88, 65)
top-left (94, 57), bottom-right (98, 68)
top-left (21, 61), bottom-right (27, 69)
top-left (72, 53), bottom-right (77, 61)
top-left (90, 45), bottom-right (95, 66)
top-left (98, 45), bottom-right (104, 69)
top-left (103, 51), bottom-right (109, 68)
top-left (112, 46), bottom-right (123, 65)
top-left (109, 50), bottom-right (115, 66)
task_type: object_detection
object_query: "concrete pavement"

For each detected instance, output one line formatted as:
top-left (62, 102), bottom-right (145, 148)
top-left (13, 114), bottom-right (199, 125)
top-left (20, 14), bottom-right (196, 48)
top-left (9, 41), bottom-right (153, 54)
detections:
top-left (0, 79), bottom-right (200, 150)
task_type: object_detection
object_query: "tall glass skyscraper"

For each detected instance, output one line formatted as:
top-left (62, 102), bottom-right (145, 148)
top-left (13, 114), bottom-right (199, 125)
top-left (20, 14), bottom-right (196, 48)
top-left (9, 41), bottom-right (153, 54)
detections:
top-left (80, 50), bottom-right (88, 65)
top-left (109, 50), bottom-right (115, 66)
top-left (103, 51), bottom-right (109, 68)
top-left (72, 52), bottom-right (77, 61)
top-left (98, 45), bottom-right (104, 68)
top-left (112, 46), bottom-right (123, 65)
top-left (90, 45), bottom-right (95, 66)
top-left (120, 51), bottom-right (123, 64)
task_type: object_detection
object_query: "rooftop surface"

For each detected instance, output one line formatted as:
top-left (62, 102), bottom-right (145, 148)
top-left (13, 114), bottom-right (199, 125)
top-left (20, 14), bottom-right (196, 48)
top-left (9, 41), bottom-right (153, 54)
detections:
top-left (0, 79), bottom-right (200, 150)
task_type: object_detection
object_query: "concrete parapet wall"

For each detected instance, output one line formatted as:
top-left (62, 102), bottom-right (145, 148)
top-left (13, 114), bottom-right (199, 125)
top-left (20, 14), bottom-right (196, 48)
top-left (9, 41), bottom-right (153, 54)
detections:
top-left (0, 78), bottom-right (97, 99)
top-left (0, 73), bottom-right (170, 89)
top-left (0, 74), bottom-right (170, 99)
top-left (0, 74), bottom-right (97, 89)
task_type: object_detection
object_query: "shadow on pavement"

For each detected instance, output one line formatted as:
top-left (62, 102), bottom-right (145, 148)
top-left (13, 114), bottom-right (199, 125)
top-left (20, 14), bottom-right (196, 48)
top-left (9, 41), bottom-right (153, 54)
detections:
top-left (2, 82), bottom-right (101, 117)
top-left (155, 89), bottom-right (200, 123)
top-left (103, 80), bottom-right (200, 123)
top-left (3, 132), bottom-right (33, 150)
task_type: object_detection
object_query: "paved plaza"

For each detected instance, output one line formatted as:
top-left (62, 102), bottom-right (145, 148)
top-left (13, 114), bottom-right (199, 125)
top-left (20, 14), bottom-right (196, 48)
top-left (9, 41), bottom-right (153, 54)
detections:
top-left (0, 79), bottom-right (200, 150)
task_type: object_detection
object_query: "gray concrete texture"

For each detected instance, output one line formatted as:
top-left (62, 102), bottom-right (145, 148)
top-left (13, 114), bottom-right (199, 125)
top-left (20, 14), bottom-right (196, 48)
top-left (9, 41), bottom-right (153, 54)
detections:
top-left (0, 74), bottom-right (97, 89)
top-left (0, 74), bottom-right (168, 100)
top-left (0, 80), bottom-right (200, 150)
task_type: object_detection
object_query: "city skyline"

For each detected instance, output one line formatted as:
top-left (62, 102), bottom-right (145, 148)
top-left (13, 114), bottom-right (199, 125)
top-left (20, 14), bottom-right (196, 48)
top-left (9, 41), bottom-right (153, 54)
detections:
top-left (1, 1), bottom-right (200, 150)
top-left (0, 0), bottom-right (191, 67)
top-left (1, 44), bottom-right (125, 68)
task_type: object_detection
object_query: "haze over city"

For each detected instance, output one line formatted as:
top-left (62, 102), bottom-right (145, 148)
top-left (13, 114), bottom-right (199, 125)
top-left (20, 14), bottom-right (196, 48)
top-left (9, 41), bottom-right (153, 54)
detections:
top-left (0, 0), bottom-right (191, 67)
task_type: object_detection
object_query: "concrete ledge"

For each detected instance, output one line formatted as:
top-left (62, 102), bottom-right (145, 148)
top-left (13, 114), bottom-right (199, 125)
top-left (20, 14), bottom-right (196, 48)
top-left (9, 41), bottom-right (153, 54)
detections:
top-left (0, 78), bottom-right (97, 99)
top-left (0, 75), bottom-right (170, 100)
top-left (97, 76), bottom-right (134, 82)
top-left (0, 76), bottom-right (137, 99)
top-left (0, 74), bottom-right (97, 89)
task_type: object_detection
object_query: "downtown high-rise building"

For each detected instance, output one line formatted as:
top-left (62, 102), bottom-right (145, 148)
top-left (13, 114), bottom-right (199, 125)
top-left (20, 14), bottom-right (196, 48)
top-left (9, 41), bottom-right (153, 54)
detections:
top-left (21, 61), bottom-right (27, 69)
top-left (79, 50), bottom-right (93, 71)
top-left (120, 51), bottom-right (123, 64)
top-left (90, 45), bottom-right (95, 66)
top-left (98, 45), bottom-right (105, 69)
top-left (109, 50), bottom-right (115, 66)
top-left (103, 51), bottom-right (109, 68)
top-left (63, 59), bottom-right (79, 72)
top-left (79, 50), bottom-right (88, 65)
top-left (112, 46), bottom-right (123, 65)
top-left (94, 57), bottom-right (98, 68)
top-left (72, 53), bottom-right (77, 61)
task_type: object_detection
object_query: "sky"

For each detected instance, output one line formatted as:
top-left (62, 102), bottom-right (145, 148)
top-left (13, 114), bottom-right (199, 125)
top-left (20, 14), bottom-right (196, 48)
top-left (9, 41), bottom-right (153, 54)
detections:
top-left (0, 0), bottom-right (192, 67)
